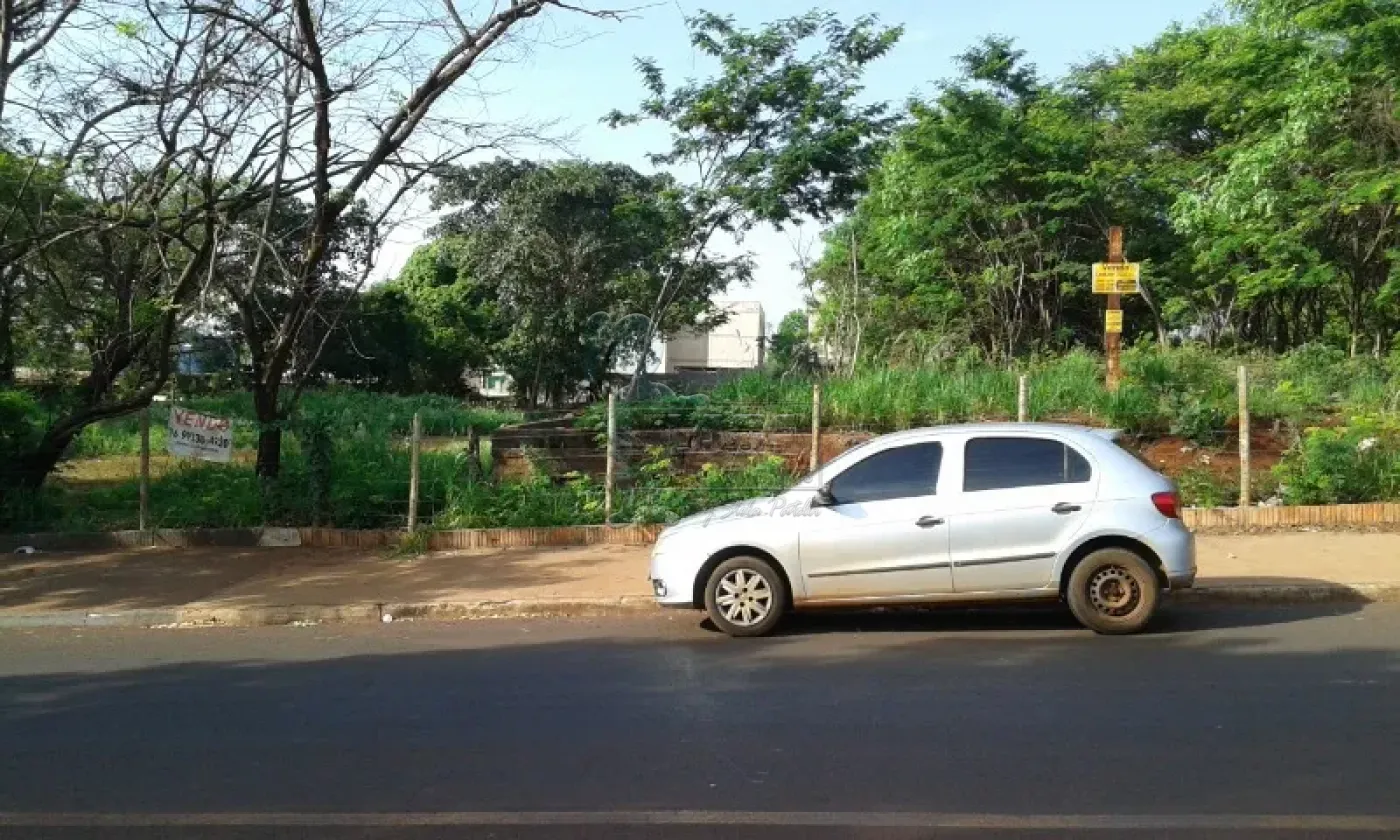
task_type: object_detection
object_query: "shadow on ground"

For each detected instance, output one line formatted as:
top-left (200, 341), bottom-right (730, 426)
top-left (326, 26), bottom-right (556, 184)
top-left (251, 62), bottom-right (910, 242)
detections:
top-left (693, 589), bottom-right (1365, 636)
top-left (0, 603), bottom-right (1397, 819)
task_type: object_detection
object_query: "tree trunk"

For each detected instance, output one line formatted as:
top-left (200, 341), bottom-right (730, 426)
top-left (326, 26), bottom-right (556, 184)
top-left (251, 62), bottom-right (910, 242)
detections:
top-left (256, 426), bottom-right (282, 479)
top-left (11, 435), bottom-right (71, 490)
top-left (0, 269), bottom-right (16, 387)
top-left (0, 429), bottom-right (75, 513)
top-left (252, 383), bottom-right (283, 479)
top-left (0, 302), bottom-right (14, 386)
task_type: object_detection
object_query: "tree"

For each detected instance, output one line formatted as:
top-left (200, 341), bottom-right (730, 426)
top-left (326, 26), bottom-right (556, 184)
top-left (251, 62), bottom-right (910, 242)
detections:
top-left (0, 0), bottom-right (630, 494)
top-left (1172, 0), bottom-right (1400, 354)
top-left (814, 38), bottom-right (1107, 361)
top-left (429, 158), bottom-right (742, 405)
top-left (812, 2), bottom-right (1400, 361)
top-left (767, 310), bottom-right (820, 376)
top-left (197, 0), bottom-right (628, 479)
top-left (319, 239), bottom-right (501, 394)
top-left (0, 0), bottom-right (80, 125)
top-left (607, 8), bottom-right (902, 394)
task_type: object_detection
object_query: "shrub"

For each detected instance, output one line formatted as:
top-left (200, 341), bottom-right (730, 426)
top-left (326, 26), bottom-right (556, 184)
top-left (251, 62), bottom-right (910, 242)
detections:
top-left (1176, 467), bottom-right (1236, 509)
top-left (1274, 417), bottom-right (1400, 505)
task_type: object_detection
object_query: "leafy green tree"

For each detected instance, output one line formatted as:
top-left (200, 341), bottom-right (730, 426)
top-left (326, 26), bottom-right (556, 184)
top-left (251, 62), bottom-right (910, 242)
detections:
top-left (767, 310), bottom-right (820, 376)
top-left (430, 159), bottom-right (741, 405)
top-left (815, 2), bottom-right (1400, 362)
top-left (815, 38), bottom-right (1107, 361)
top-left (320, 239), bottom-right (501, 395)
top-left (607, 8), bottom-right (902, 393)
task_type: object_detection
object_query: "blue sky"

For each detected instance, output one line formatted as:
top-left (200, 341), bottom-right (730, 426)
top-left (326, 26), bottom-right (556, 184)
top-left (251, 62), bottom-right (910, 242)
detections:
top-left (386, 0), bottom-right (1222, 331)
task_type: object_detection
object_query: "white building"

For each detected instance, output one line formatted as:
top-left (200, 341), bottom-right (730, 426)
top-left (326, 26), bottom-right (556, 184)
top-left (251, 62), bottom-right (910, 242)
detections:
top-left (662, 301), bottom-right (766, 373)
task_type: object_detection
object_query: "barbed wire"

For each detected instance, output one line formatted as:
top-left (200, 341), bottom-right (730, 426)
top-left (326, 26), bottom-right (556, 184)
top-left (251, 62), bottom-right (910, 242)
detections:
top-left (6, 395), bottom-right (1330, 534)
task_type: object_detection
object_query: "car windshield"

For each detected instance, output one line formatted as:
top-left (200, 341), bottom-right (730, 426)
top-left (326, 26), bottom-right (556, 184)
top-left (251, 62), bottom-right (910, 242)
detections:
top-left (789, 438), bottom-right (877, 490)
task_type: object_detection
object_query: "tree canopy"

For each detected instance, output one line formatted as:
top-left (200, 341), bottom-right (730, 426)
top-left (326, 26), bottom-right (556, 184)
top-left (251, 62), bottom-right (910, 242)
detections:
top-left (814, 0), bottom-right (1400, 364)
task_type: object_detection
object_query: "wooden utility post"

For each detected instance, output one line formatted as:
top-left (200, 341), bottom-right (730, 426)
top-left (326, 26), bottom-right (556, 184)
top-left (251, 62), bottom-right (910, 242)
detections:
top-left (810, 382), bottom-right (822, 472)
top-left (1017, 375), bottom-right (1028, 423)
top-left (1105, 226), bottom-right (1124, 392)
top-left (604, 390), bottom-right (617, 524)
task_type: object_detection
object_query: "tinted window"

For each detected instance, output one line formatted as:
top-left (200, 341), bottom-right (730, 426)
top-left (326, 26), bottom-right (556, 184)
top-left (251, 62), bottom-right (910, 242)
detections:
top-left (829, 442), bottom-right (942, 504)
top-left (963, 437), bottom-right (1092, 492)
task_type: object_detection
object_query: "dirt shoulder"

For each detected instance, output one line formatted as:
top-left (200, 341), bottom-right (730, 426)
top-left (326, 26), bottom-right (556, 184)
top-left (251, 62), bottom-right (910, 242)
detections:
top-left (2, 532), bottom-right (1398, 616)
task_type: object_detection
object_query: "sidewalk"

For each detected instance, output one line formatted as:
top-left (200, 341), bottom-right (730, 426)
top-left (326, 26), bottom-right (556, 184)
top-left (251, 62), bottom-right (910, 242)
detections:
top-left (2, 533), bottom-right (1399, 627)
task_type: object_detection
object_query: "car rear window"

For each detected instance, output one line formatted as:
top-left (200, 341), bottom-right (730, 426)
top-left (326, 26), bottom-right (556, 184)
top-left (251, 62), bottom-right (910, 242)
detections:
top-left (1115, 439), bottom-right (1163, 472)
top-left (963, 437), bottom-right (1092, 492)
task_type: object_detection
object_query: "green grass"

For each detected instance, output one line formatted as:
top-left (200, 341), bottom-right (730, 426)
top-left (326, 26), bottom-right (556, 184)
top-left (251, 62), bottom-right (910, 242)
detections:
top-left (13, 344), bottom-right (1400, 533)
top-left (6, 425), bottom-right (794, 532)
top-left (68, 390), bottom-right (521, 458)
top-left (583, 344), bottom-right (1400, 443)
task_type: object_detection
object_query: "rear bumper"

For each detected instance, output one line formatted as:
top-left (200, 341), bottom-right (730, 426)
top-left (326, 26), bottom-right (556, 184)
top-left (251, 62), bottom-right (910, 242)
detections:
top-left (1167, 569), bottom-right (1196, 590)
top-left (1143, 520), bottom-right (1196, 591)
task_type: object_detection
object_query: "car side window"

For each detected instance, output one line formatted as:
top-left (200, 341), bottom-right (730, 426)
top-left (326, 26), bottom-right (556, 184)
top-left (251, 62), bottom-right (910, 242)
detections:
top-left (828, 442), bottom-right (942, 505)
top-left (963, 437), bottom-right (1092, 492)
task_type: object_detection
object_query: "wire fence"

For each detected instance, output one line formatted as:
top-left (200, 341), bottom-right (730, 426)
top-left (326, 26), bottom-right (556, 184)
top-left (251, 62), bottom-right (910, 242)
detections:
top-left (6, 368), bottom-right (1389, 535)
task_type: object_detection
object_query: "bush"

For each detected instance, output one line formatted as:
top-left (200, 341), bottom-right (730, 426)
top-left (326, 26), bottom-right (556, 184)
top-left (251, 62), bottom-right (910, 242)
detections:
top-left (1274, 417), bottom-right (1400, 505)
top-left (1176, 467), bottom-right (1236, 509)
top-left (68, 390), bottom-right (519, 458)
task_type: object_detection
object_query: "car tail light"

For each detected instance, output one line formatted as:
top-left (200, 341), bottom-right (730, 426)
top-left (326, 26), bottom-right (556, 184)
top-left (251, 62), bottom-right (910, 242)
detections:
top-left (1152, 491), bottom-right (1180, 519)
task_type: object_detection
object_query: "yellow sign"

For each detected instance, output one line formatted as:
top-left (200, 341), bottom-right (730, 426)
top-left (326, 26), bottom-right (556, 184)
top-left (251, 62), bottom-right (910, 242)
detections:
top-left (1093, 262), bottom-right (1141, 294)
top-left (1105, 310), bottom-right (1123, 334)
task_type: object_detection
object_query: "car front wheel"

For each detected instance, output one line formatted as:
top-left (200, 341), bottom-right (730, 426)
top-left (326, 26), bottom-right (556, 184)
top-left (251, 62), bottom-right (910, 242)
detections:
top-left (703, 556), bottom-right (787, 638)
top-left (1066, 547), bottom-right (1160, 635)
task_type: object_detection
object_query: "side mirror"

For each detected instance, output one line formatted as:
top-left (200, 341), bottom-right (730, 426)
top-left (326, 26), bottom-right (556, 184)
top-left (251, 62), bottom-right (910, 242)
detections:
top-left (811, 484), bottom-right (836, 508)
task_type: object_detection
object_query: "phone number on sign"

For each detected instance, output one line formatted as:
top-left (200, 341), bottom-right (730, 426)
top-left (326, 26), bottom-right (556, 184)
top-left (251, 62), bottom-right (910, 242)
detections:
top-left (177, 429), bottom-right (231, 448)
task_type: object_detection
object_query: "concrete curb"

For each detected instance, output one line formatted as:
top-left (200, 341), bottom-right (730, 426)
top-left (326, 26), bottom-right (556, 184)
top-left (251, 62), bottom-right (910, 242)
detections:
top-left (0, 587), bottom-right (1394, 629)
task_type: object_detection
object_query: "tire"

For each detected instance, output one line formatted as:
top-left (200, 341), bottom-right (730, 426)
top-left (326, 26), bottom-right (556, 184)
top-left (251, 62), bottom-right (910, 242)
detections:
top-left (1066, 547), bottom-right (1160, 635)
top-left (703, 556), bottom-right (788, 638)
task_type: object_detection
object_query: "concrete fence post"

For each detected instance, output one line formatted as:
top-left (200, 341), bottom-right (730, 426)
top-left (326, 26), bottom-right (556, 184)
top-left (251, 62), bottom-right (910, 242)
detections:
top-left (1017, 375), bottom-right (1029, 423)
top-left (1238, 365), bottom-right (1251, 508)
top-left (139, 407), bottom-right (151, 532)
top-left (408, 412), bottom-right (422, 533)
top-left (810, 382), bottom-right (822, 472)
top-left (604, 390), bottom-right (617, 524)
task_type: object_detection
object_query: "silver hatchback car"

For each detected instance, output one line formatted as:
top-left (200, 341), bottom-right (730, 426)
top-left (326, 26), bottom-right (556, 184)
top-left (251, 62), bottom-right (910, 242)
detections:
top-left (649, 424), bottom-right (1195, 637)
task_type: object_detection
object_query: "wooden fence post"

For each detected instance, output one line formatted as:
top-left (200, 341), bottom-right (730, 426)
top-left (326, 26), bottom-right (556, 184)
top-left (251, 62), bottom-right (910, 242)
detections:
top-left (604, 390), bottom-right (617, 524)
top-left (1238, 366), bottom-right (1251, 507)
top-left (1017, 375), bottom-right (1028, 423)
top-left (466, 424), bottom-right (480, 478)
top-left (408, 412), bottom-right (422, 533)
top-left (139, 407), bottom-right (151, 532)
top-left (810, 381), bottom-right (822, 472)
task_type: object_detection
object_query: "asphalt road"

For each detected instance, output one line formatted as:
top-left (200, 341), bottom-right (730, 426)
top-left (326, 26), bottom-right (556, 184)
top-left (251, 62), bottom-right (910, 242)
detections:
top-left (1, 603), bottom-right (1399, 839)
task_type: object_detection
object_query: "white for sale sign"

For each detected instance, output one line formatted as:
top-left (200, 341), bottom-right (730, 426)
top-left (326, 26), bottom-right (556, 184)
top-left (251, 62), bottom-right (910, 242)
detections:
top-left (167, 407), bottom-right (234, 463)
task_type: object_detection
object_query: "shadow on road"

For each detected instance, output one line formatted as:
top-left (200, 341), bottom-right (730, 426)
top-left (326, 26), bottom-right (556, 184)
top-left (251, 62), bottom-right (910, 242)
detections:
top-left (695, 592), bottom-right (1364, 637)
top-left (0, 602), bottom-right (1395, 819)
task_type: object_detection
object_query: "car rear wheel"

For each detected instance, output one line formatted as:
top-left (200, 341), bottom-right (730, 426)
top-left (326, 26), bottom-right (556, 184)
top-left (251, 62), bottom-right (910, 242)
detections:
top-left (704, 556), bottom-right (787, 638)
top-left (1066, 547), bottom-right (1160, 635)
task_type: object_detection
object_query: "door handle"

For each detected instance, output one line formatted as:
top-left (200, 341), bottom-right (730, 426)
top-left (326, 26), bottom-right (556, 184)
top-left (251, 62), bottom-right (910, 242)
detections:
top-left (916, 516), bottom-right (945, 528)
top-left (1051, 502), bottom-right (1082, 515)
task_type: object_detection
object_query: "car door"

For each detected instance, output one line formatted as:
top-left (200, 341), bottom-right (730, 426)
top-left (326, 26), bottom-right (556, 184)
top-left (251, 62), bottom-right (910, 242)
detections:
top-left (798, 441), bottom-right (952, 601)
top-left (948, 435), bottom-right (1097, 593)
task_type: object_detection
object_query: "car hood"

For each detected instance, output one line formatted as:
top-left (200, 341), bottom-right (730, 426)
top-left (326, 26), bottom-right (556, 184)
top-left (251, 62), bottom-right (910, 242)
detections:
top-left (662, 493), bottom-right (815, 536)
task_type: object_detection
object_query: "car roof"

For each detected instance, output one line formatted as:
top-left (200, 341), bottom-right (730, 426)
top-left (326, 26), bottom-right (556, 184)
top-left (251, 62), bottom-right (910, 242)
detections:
top-left (872, 422), bottom-right (1117, 443)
